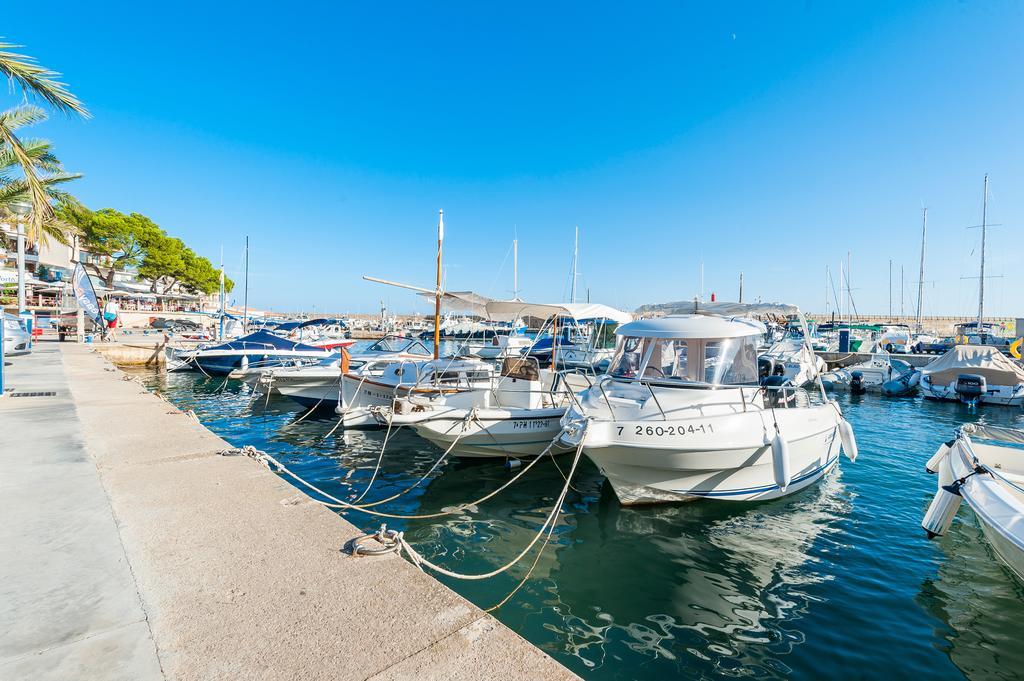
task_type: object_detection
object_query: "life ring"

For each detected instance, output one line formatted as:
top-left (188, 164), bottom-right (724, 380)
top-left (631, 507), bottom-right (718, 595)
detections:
top-left (1010, 337), bottom-right (1023, 359)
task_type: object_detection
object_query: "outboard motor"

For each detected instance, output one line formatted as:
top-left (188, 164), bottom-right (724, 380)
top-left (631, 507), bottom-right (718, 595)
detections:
top-left (849, 370), bottom-right (866, 395)
top-left (760, 374), bottom-right (794, 407)
top-left (955, 373), bottom-right (986, 406)
top-left (758, 357), bottom-right (775, 381)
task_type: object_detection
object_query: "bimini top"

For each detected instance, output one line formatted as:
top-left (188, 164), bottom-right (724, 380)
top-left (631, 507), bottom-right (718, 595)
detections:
top-left (616, 314), bottom-right (766, 340)
top-left (204, 330), bottom-right (330, 353)
top-left (485, 300), bottom-right (632, 324)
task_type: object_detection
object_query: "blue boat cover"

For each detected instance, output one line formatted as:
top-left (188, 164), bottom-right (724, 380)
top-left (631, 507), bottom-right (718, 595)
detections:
top-left (274, 318), bottom-right (348, 332)
top-left (203, 330), bottom-right (327, 353)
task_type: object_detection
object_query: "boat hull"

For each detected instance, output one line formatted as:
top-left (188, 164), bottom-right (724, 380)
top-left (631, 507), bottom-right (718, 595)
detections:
top-left (410, 408), bottom-right (568, 459)
top-left (920, 382), bottom-right (1024, 407)
top-left (565, 406), bottom-right (844, 504)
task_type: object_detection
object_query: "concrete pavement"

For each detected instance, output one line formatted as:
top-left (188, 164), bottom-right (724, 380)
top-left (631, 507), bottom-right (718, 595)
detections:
top-left (0, 343), bottom-right (578, 680)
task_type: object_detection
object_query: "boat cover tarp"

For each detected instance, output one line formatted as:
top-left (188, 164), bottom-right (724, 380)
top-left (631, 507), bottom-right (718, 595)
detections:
top-left (275, 318), bottom-right (348, 332)
top-left (202, 330), bottom-right (327, 353)
top-left (485, 301), bottom-right (632, 324)
top-left (922, 345), bottom-right (1024, 386)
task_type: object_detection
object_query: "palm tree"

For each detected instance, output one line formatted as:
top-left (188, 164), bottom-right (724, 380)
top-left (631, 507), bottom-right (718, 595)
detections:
top-left (0, 104), bottom-right (81, 243)
top-left (0, 40), bottom-right (88, 242)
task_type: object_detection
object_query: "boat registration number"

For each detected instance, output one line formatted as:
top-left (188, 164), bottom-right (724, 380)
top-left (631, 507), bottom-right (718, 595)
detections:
top-left (619, 424), bottom-right (714, 437)
top-left (513, 419), bottom-right (552, 430)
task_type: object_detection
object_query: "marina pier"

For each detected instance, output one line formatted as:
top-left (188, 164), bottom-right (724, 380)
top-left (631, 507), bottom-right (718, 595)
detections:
top-left (0, 344), bottom-right (578, 680)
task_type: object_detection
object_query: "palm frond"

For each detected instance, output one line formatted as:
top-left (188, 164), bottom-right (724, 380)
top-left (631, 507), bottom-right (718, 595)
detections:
top-left (0, 104), bottom-right (47, 131)
top-left (0, 119), bottom-right (52, 239)
top-left (0, 42), bottom-right (89, 118)
top-left (0, 137), bottom-right (61, 177)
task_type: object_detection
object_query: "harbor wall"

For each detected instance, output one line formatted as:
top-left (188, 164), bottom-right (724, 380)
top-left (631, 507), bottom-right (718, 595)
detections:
top-left (806, 314), bottom-right (1017, 336)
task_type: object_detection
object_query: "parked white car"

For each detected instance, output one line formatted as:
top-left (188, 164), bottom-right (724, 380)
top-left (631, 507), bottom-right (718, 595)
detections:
top-left (3, 313), bottom-right (30, 357)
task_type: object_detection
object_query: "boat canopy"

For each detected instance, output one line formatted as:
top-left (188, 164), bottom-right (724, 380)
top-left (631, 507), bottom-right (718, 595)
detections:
top-left (616, 314), bottom-right (766, 340)
top-left (203, 330), bottom-right (329, 353)
top-left (922, 345), bottom-right (1024, 385)
top-left (484, 301), bottom-right (632, 324)
top-left (416, 290), bottom-right (493, 315)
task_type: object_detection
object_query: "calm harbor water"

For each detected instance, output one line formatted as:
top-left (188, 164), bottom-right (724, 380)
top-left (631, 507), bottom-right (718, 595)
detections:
top-left (136, 361), bottom-right (1024, 680)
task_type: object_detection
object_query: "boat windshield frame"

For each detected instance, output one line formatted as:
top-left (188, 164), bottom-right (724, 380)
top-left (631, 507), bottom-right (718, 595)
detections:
top-left (607, 333), bottom-right (761, 389)
top-left (366, 335), bottom-right (431, 355)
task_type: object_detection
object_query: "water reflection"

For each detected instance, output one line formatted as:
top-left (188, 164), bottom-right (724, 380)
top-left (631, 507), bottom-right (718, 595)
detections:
top-left (135, 369), bottom-right (1024, 681)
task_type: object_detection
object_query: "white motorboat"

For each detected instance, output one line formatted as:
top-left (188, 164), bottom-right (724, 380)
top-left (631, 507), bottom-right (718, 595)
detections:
top-left (919, 345), bottom-right (1024, 407)
top-left (821, 352), bottom-right (920, 396)
top-left (476, 333), bottom-right (533, 360)
top-left (337, 356), bottom-right (496, 428)
top-left (759, 338), bottom-right (827, 387)
top-left (246, 336), bottom-right (433, 408)
top-left (923, 424), bottom-right (1024, 581)
top-left (557, 316), bottom-right (633, 371)
top-left (559, 302), bottom-right (858, 505)
top-left (377, 356), bottom-right (590, 458)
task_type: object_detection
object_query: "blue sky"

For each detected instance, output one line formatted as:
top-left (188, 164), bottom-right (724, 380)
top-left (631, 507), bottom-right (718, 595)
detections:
top-left (7, 1), bottom-right (1024, 316)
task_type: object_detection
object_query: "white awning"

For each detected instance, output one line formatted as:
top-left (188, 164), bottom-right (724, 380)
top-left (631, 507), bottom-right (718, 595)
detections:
top-left (484, 300), bottom-right (632, 324)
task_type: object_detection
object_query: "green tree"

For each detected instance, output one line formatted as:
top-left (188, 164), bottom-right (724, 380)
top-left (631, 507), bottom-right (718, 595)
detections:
top-left (137, 233), bottom-right (186, 293)
top-left (59, 206), bottom-right (162, 286)
top-left (0, 40), bottom-right (87, 242)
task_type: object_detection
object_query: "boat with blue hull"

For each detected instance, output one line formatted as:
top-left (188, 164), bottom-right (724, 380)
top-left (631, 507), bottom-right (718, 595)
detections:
top-left (171, 330), bottom-right (337, 376)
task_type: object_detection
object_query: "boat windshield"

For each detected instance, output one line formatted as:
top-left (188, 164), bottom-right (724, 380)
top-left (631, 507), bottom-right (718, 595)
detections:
top-left (609, 335), bottom-right (760, 386)
top-left (367, 336), bottom-right (430, 355)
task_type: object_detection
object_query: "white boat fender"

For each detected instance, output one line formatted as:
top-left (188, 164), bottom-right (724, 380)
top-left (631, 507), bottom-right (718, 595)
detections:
top-left (925, 440), bottom-right (955, 474)
top-left (921, 480), bottom-right (964, 539)
top-left (838, 420), bottom-right (858, 462)
top-left (505, 458), bottom-right (523, 471)
top-left (771, 430), bottom-right (791, 492)
top-left (240, 355), bottom-right (249, 371)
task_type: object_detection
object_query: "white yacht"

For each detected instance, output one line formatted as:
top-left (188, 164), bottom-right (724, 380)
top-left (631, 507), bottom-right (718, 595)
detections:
top-left (923, 424), bottom-right (1024, 582)
top-left (919, 345), bottom-right (1024, 407)
top-left (759, 337), bottom-right (827, 387)
top-left (559, 303), bottom-right (857, 505)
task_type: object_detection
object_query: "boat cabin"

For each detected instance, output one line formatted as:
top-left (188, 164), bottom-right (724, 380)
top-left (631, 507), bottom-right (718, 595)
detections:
top-left (608, 315), bottom-right (763, 386)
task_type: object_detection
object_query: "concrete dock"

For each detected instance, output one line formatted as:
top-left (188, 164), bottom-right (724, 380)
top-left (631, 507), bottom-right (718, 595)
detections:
top-left (0, 343), bottom-right (578, 680)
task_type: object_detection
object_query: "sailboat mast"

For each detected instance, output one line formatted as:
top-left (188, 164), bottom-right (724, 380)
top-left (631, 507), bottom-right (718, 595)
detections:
top-left (739, 271), bottom-right (744, 304)
top-left (977, 174), bottom-right (988, 331)
top-left (434, 209), bottom-right (444, 360)
top-left (513, 238), bottom-right (519, 299)
top-left (888, 259), bottom-right (892, 319)
top-left (242, 236), bottom-right (249, 333)
top-left (570, 226), bottom-right (578, 304)
top-left (916, 207), bottom-right (927, 332)
top-left (218, 245), bottom-right (225, 340)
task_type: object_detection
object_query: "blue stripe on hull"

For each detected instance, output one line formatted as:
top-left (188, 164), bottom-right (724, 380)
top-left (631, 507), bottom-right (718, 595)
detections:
top-left (681, 456), bottom-right (839, 498)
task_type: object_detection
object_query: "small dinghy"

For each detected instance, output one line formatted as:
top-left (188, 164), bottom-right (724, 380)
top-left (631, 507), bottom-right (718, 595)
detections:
top-left (821, 352), bottom-right (920, 396)
top-left (922, 424), bottom-right (1024, 582)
